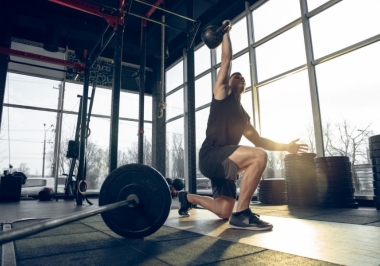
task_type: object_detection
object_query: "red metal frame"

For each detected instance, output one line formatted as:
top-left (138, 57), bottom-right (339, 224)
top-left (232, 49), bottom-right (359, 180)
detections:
top-left (0, 47), bottom-right (86, 73)
top-left (49, 0), bottom-right (125, 29)
top-left (142, 0), bottom-right (163, 27)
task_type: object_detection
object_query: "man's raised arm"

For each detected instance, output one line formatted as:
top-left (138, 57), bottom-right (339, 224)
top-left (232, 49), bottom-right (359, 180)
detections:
top-left (213, 20), bottom-right (232, 100)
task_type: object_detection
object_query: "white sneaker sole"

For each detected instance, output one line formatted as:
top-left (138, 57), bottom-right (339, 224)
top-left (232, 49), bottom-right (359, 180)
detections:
top-left (228, 224), bottom-right (273, 231)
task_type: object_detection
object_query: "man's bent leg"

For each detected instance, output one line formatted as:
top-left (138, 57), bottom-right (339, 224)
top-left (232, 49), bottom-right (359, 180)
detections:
top-left (179, 192), bottom-right (235, 219)
top-left (228, 146), bottom-right (272, 230)
top-left (229, 146), bottom-right (267, 212)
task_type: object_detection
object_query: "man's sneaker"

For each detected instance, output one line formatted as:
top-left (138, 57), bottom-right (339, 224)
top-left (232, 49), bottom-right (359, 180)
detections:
top-left (229, 208), bottom-right (273, 231)
top-left (178, 191), bottom-right (192, 217)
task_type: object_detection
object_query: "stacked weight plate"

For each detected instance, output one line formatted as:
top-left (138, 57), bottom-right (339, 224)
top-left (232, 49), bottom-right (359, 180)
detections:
top-left (314, 156), bottom-right (358, 208)
top-left (369, 134), bottom-right (380, 210)
top-left (284, 153), bottom-right (318, 206)
top-left (258, 178), bottom-right (287, 204)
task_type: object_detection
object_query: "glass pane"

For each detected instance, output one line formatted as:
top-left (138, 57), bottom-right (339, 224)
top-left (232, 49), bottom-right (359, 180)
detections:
top-left (166, 89), bottom-right (184, 120)
top-left (0, 107), bottom-right (57, 176)
top-left (231, 53), bottom-right (252, 88)
top-left (119, 92), bottom-right (152, 121)
top-left (195, 74), bottom-right (212, 108)
top-left (63, 82), bottom-right (82, 113)
top-left (91, 86), bottom-right (111, 116)
top-left (166, 61), bottom-right (183, 93)
top-left (310, 0), bottom-right (380, 59)
top-left (195, 45), bottom-right (211, 77)
top-left (258, 71), bottom-right (313, 179)
top-left (117, 121), bottom-right (152, 167)
top-left (216, 17), bottom-right (248, 64)
top-left (316, 42), bottom-right (380, 195)
top-left (196, 107), bottom-right (210, 192)
top-left (239, 90), bottom-right (254, 147)
top-left (256, 24), bottom-right (306, 82)
top-left (166, 118), bottom-right (185, 180)
top-left (259, 70), bottom-right (313, 144)
top-left (307, 0), bottom-right (330, 12)
top-left (60, 113), bottom-right (109, 191)
top-left (252, 0), bottom-right (300, 41)
top-left (118, 120), bottom-right (138, 165)
top-left (5, 73), bottom-right (59, 109)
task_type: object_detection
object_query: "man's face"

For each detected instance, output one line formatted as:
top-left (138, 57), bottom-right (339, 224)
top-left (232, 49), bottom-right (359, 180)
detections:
top-left (229, 74), bottom-right (246, 94)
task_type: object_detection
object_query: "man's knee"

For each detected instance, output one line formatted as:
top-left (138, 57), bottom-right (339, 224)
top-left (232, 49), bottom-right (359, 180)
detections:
top-left (215, 209), bottom-right (232, 219)
top-left (252, 148), bottom-right (267, 167)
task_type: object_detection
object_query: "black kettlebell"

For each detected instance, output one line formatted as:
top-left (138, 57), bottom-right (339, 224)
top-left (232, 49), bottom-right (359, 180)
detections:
top-left (201, 21), bottom-right (231, 49)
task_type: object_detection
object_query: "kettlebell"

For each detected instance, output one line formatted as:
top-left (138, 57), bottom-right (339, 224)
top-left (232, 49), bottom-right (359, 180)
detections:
top-left (201, 21), bottom-right (231, 49)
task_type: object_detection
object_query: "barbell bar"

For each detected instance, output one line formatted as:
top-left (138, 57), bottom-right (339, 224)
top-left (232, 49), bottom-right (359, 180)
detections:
top-left (0, 164), bottom-right (172, 245)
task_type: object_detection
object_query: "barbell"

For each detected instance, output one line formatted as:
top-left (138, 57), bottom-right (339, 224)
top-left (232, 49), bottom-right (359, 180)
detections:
top-left (0, 164), bottom-right (172, 244)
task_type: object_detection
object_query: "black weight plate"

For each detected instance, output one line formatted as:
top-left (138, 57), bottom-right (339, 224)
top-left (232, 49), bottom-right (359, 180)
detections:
top-left (260, 178), bottom-right (287, 183)
top-left (372, 158), bottom-right (380, 165)
top-left (369, 142), bottom-right (380, 151)
top-left (373, 196), bottom-right (380, 203)
top-left (258, 192), bottom-right (288, 197)
top-left (287, 192), bottom-right (317, 198)
top-left (285, 169), bottom-right (315, 175)
top-left (369, 134), bottom-right (380, 143)
top-left (317, 182), bottom-right (354, 189)
top-left (315, 161), bottom-right (351, 168)
top-left (284, 160), bottom-right (314, 167)
top-left (284, 159), bottom-right (315, 165)
top-left (316, 165), bottom-right (352, 173)
top-left (258, 196), bottom-right (288, 201)
top-left (258, 186), bottom-right (287, 191)
top-left (374, 188), bottom-right (380, 196)
top-left (287, 183), bottom-right (315, 189)
top-left (284, 166), bottom-right (316, 172)
top-left (288, 198), bottom-right (318, 204)
top-left (314, 156), bottom-right (349, 163)
top-left (372, 165), bottom-right (380, 173)
top-left (99, 164), bottom-right (171, 239)
top-left (370, 150), bottom-right (380, 159)
top-left (373, 181), bottom-right (380, 188)
top-left (318, 191), bottom-right (354, 198)
top-left (285, 153), bottom-right (316, 159)
top-left (316, 172), bottom-right (352, 179)
top-left (258, 185), bottom-right (287, 190)
top-left (317, 187), bottom-right (355, 194)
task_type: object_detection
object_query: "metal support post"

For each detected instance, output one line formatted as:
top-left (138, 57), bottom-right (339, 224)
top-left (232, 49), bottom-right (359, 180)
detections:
top-left (138, 21), bottom-right (147, 164)
top-left (109, 25), bottom-right (124, 172)
top-left (185, 0), bottom-right (197, 194)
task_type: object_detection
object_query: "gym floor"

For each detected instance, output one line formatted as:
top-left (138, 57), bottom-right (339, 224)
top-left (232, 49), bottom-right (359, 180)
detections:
top-left (1, 198), bottom-right (380, 266)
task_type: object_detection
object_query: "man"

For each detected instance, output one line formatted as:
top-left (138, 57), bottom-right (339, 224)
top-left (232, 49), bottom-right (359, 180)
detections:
top-left (177, 20), bottom-right (308, 230)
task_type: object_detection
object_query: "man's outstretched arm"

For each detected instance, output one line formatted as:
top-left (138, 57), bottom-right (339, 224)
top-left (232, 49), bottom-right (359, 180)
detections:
top-left (243, 123), bottom-right (308, 153)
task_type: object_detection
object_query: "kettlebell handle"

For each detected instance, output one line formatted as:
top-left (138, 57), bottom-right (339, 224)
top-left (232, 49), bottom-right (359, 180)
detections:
top-left (214, 21), bottom-right (231, 35)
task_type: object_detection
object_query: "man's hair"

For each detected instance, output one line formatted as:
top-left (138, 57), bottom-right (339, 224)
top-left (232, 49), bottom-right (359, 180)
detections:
top-left (230, 72), bottom-right (242, 78)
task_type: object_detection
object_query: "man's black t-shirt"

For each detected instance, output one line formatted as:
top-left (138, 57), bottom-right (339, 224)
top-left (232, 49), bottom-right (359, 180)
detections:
top-left (199, 92), bottom-right (250, 179)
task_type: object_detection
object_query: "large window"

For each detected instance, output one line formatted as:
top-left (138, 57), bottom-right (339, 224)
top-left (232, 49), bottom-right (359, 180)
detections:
top-left (195, 74), bottom-right (212, 108)
top-left (165, 61), bottom-right (183, 93)
top-left (1, 73), bottom-right (152, 192)
top-left (310, 0), bottom-right (380, 59)
top-left (166, 118), bottom-right (185, 180)
top-left (252, 0), bottom-right (300, 42)
top-left (258, 71), bottom-right (314, 178)
top-left (5, 73), bottom-right (59, 109)
top-left (194, 45), bottom-right (211, 77)
top-left (316, 42), bottom-right (380, 160)
top-left (256, 24), bottom-right (306, 82)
